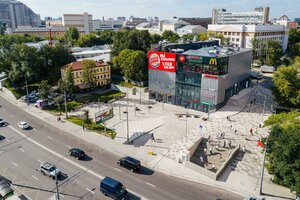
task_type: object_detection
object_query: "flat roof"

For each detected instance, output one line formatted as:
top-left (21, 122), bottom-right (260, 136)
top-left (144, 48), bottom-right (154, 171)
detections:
top-left (183, 46), bottom-right (250, 57)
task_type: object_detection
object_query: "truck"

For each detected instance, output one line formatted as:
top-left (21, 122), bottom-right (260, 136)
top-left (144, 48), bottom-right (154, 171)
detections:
top-left (260, 65), bottom-right (275, 73)
top-left (100, 176), bottom-right (129, 200)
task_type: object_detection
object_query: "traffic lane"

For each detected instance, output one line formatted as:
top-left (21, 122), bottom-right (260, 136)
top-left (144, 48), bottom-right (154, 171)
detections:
top-left (1, 126), bottom-right (104, 200)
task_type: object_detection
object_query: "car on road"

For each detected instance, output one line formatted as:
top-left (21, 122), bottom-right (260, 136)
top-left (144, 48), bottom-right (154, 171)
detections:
top-left (0, 176), bottom-right (14, 198)
top-left (68, 148), bottom-right (85, 160)
top-left (0, 118), bottom-right (5, 127)
top-left (117, 156), bottom-right (141, 172)
top-left (17, 121), bottom-right (29, 129)
top-left (39, 162), bottom-right (61, 179)
top-left (100, 176), bottom-right (129, 200)
top-left (0, 135), bottom-right (5, 141)
top-left (244, 197), bottom-right (265, 200)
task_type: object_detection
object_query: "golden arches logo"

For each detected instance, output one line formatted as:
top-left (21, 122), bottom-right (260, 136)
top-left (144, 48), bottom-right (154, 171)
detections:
top-left (209, 58), bottom-right (217, 65)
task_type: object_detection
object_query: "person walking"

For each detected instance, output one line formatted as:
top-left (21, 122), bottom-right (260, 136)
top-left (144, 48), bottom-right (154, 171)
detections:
top-left (151, 133), bottom-right (155, 142)
top-left (209, 147), bottom-right (212, 155)
top-left (250, 128), bottom-right (253, 135)
top-left (223, 140), bottom-right (226, 148)
top-left (212, 163), bottom-right (215, 170)
top-left (242, 145), bottom-right (246, 153)
top-left (228, 140), bottom-right (232, 148)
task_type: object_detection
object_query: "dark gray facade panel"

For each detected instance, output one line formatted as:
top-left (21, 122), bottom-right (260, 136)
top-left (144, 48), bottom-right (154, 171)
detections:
top-left (217, 50), bottom-right (252, 103)
top-left (148, 69), bottom-right (176, 95)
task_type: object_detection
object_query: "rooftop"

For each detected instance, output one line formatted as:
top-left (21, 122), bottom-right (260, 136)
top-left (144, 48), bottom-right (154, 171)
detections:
top-left (183, 46), bottom-right (248, 57)
top-left (62, 61), bottom-right (109, 71)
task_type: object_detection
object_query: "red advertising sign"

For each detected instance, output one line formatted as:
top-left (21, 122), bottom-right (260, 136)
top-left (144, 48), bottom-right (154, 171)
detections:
top-left (203, 74), bottom-right (219, 79)
top-left (148, 51), bottom-right (176, 72)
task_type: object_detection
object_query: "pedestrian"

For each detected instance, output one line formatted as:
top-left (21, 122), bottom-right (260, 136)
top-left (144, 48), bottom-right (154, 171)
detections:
top-left (204, 148), bottom-right (207, 155)
top-left (250, 100), bottom-right (253, 105)
top-left (220, 132), bottom-right (223, 138)
top-left (208, 135), bottom-right (211, 143)
top-left (250, 128), bottom-right (253, 135)
top-left (151, 133), bottom-right (155, 142)
top-left (212, 163), bottom-right (215, 170)
top-left (223, 132), bottom-right (225, 139)
top-left (242, 145), bottom-right (246, 153)
top-left (200, 156), bottom-right (204, 163)
top-left (219, 154), bottom-right (222, 159)
top-left (234, 129), bottom-right (237, 134)
top-left (228, 140), bottom-right (232, 148)
top-left (209, 147), bottom-right (212, 155)
top-left (223, 140), bottom-right (226, 148)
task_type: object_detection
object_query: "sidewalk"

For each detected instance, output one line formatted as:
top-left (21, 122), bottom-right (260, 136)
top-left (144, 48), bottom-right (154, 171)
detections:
top-left (0, 87), bottom-right (295, 200)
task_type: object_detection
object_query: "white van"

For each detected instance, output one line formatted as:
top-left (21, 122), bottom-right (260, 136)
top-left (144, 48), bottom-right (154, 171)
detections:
top-left (260, 65), bottom-right (275, 73)
top-left (250, 70), bottom-right (263, 79)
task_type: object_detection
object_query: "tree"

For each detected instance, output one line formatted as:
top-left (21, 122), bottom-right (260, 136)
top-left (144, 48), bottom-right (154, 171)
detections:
top-left (0, 22), bottom-right (6, 35)
top-left (272, 59), bottom-right (300, 107)
top-left (151, 33), bottom-right (162, 44)
top-left (38, 80), bottom-right (51, 100)
top-left (97, 30), bottom-right (115, 44)
top-left (83, 109), bottom-right (92, 125)
top-left (264, 111), bottom-right (300, 195)
top-left (64, 26), bottom-right (80, 46)
top-left (288, 29), bottom-right (300, 57)
top-left (58, 64), bottom-right (75, 95)
top-left (112, 49), bottom-right (147, 81)
top-left (161, 30), bottom-right (180, 43)
top-left (265, 40), bottom-right (283, 67)
top-left (181, 34), bottom-right (194, 41)
top-left (197, 32), bottom-right (208, 41)
top-left (82, 60), bottom-right (97, 89)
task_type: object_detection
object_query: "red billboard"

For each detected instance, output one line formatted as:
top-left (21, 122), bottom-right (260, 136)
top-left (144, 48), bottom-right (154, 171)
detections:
top-left (148, 51), bottom-right (176, 72)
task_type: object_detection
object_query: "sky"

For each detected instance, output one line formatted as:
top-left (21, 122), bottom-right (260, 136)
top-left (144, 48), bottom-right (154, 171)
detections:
top-left (20, 0), bottom-right (299, 20)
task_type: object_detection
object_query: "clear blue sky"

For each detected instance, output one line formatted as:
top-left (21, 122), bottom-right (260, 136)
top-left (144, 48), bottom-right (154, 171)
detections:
top-left (21, 0), bottom-right (298, 20)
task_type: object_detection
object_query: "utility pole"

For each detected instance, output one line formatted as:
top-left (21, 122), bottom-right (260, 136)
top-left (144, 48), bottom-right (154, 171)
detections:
top-left (259, 136), bottom-right (268, 195)
top-left (25, 75), bottom-right (29, 108)
top-left (55, 171), bottom-right (60, 200)
top-left (64, 86), bottom-right (68, 118)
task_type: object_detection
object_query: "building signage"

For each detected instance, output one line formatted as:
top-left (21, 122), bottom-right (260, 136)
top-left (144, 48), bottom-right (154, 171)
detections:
top-left (203, 74), bottom-right (219, 79)
top-left (179, 55), bottom-right (185, 62)
top-left (209, 58), bottom-right (218, 65)
top-left (185, 55), bottom-right (203, 63)
top-left (95, 108), bottom-right (114, 124)
top-left (148, 51), bottom-right (176, 72)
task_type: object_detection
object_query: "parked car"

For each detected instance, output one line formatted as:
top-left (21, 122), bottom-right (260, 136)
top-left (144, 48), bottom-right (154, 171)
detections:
top-left (100, 176), bottom-right (129, 200)
top-left (17, 121), bottom-right (29, 129)
top-left (244, 197), bottom-right (265, 200)
top-left (68, 148), bottom-right (85, 160)
top-left (39, 162), bottom-right (61, 179)
top-left (250, 69), bottom-right (263, 79)
top-left (0, 176), bottom-right (14, 198)
top-left (260, 65), bottom-right (275, 73)
top-left (0, 135), bottom-right (5, 140)
top-left (117, 156), bottom-right (141, 172)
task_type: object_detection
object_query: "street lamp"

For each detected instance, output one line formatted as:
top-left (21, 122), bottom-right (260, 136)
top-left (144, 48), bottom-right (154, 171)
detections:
top-left (64, 86), bottom-right (68, 118)
top-left (24, 74), bottom-right (29, 107)
top-left (123, 111), bottom-right (129, 143)
top-left (259, 136), bottom-right (268, 195)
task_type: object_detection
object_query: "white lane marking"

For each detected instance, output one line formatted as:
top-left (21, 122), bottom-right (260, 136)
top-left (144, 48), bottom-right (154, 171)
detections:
top-left (66, 145), bottom-right (71, 149)
top-left (86, 188), bottom-right (95, 194)
top-left (6, 138), bottom-right (10, 142)
top-left (33, 128), bottom-right (37, 131)
top-left (19, 148), bottom-right (25, 152)
top-left (10, 114), bottom-right (14, 117)
top-left (32, 175), bottom-right (38, 180)
top-left (146, 182), bottom-right (156, 188)
top-left (37, 160), bottom-right (43, 164)
top-left (47, 136), bottom-right (53, 140)
top-left (12, 162), bottom-right (18, 167)
top-left (8, 125), bottom-right (149, 200)
top-left (114, 167), bottom-right (122, 172)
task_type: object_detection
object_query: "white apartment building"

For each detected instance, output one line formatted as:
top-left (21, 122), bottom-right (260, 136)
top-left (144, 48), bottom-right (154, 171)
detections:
top-left (71, 45), bottom-right (111, 62)
top-left (63, 12), bottom-right (93, 34)
top-left (207, 24), bottom-right (289, 52)
top-left (92, 19), bottom-right (123, 31)
top-left (212, 7), bottom-right (269, 25)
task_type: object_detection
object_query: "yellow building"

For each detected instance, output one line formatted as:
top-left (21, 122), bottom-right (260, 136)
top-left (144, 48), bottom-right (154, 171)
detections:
top-left (61, 61), bottom-right (111, 90)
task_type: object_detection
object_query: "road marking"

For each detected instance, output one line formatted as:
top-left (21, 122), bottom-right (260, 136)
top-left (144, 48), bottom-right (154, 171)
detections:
top-left (33, 128), bottom-right (37, 131)
top-left (6, 138), bottom-right (10, 142)
top-left (47, 136), bottom-right (53, 140)
top-left (19, 148), bottom-right (25, 152)
top-left (114, 167), bottom-right (122, 172)
top-left (12, 162), bottom-right (18, 167)
top-left (8, 125), bottom-right (149, 200)
top-left (146, 182), bottom-right (156, 188)
top-left (10, 114), bottom-right (14, 117)
top-left (86, 188), bottom-right (95, 194)
top-left (66, 145), bottom-right (71, 149)
top-left (37, 160), bottom-right (43, 164)
top-left (32, 175), bottom-right (38, 180)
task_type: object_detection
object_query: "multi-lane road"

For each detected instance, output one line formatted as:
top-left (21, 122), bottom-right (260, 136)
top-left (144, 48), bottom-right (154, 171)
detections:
top-left (0, 96), bottom-right (242, 200)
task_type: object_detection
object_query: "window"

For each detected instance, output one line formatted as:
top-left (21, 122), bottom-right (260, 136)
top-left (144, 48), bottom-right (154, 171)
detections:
top-left (232, 38), bottom-right (235, 41)
top-left (80, 79), bottom-right (83, 83)
top-left (236, 38), bottom-right (239, 42)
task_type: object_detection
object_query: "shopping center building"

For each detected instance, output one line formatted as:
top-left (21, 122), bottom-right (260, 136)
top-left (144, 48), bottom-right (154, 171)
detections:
top-left (148, 42), bottom-right (252, 112)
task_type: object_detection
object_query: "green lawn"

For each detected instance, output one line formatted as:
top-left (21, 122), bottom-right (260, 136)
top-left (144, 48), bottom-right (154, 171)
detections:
top-left (66, 115), bottom-right (116, 139)
top-left (5, 82), bottom-right (39, 99)
top-left (76, 90), bottom-right (125, 103)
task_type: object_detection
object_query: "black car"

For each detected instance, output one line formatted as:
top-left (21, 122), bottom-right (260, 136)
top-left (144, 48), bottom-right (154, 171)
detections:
top-left (68, 148), bottom-right (85, 160)
top-left (0, 135), bottom-right (5, 140)
top-left (0, 118), bottom-right (5, 127)
top-left (117, 156), bottom-right (141, 172)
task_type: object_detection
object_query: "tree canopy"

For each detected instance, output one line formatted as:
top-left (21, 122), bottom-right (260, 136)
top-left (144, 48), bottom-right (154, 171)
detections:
top-left (272, 57), bottom-right (300, 107)
top-left (82, 60), bottom-right (97, 89)
top-left (265, 40), bottom-right (283, 67)
top-left (264, 111), bottom-right (300, 194)
top-left (161, 30), bottom-right (180, 43)
top-left (64, 26), bottom-right (80, 46)
top-left (288, 29), bottom-right (300, 58)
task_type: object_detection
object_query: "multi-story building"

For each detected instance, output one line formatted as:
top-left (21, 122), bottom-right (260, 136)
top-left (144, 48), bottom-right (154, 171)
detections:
top-left (212, 7), bottom-right (269, 25)
top-left (0, 0), bottom-right (40, 29)
top-left (148, 40), bottom-right (252, 111)
top-left (125, 16), bottom-right (147, 27)
top-left (179, 17), bottom-right (212, 29)
top-left (92, 19), bottom-right (123, 31)
top-left (71, 45), bottom-right (111, 62)
top-left (207, 24), bottom-right (289, 52)
top-left (61, 60), bottom-right (111, 90)
top-left (45, 17), bottom-right (63, 27)
top-left (13, 26), bottom-right (85, 38)
top-left (63, 12), bottom-right (93, 34)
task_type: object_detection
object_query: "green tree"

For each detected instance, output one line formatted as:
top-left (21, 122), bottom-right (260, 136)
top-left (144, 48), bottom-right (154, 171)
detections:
top-left (83, 109), bottom-right (92, 125)
top-left (97, 30), bottom-right (115, 44)
top-left (181, 34), bottom-right (194, 41)
top-left (64, 26), bottom-right (80, 46)
top-left (197, 32), bottom-right (208, 41)
top-left (288, 29), bottom-right (300, 57)
top-left (38, 80), bottom-right (51, 100)
top-left (151, 33), bottom-right (162, 44)
top-left (82, 60), bottom-right (97, 89)
top-left (59, 64), bottom-right (75, 95)
top-left (161, 30), bottom-right (180, 43)
top-left (112, 49), bottom-right (147, 81)
top-left (265, 40), bottom-right (283, 67)
top-left (0, 22), bottom-right (6, 35)
top-left (264, 111), bottom-right (300, 194)
top-left (272, 60), bottom-right (300, 107)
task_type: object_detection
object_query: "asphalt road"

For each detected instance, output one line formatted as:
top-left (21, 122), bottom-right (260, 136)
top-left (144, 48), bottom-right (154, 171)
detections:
top-left (0, 96), bottom-right (242, 200)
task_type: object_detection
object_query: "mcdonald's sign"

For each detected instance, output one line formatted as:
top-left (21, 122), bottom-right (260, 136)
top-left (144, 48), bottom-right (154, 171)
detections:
top-left (209, 58), bottom-right (217, 65)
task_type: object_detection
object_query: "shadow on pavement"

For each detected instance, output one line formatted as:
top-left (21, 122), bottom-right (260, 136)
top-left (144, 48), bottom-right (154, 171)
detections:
top-left (128, 192), bottom-right (142, 200)
top-left (57, 173), bottom-right (68, 181)
top-left (81, 154), bottom-right (93, 161)
top-left (262, 192), bottom-right (293, 200)
top-left (136, 166), bottom-right (155, 176)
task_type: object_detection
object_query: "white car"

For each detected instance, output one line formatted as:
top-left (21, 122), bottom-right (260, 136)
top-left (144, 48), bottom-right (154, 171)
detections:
top-left (17, 121), bottom-right (29, 129)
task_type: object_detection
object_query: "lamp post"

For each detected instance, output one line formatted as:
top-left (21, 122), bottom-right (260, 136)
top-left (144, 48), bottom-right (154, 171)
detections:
top-left (259, 136), bottom-right (268, 195)
top-left (123, 111), bottom-right (129, 143)
top-left (55, 172), bottom-right (60, 200)
top-left (258, 92), bottom-right (267, 120)
top-left (25, 74), bottom-right (29, 107)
